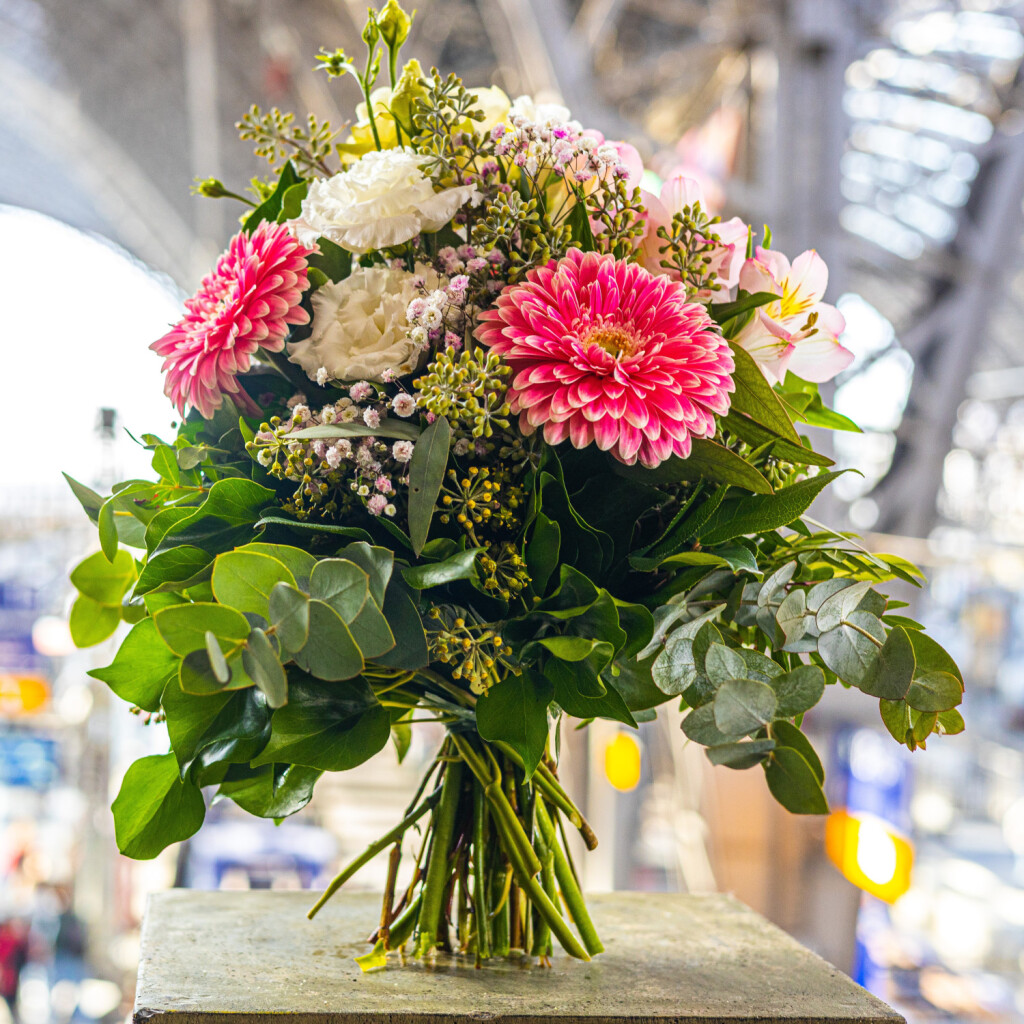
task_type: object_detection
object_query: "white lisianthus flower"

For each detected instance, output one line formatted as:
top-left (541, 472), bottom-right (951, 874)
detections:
top-left (290, 149), bottom-right (479, 254)
top-left (288, 264), bottom-right (444, 383)
top-left (509, 94), bottom-right (575, 129)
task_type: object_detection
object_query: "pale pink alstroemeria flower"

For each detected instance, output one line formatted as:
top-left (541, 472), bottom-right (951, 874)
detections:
top-left (733, 247), bottom-right (853, 385)
top-left (640, 176), bottom-right (748, 297)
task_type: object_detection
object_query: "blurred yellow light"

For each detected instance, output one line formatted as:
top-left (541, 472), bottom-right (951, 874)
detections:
top-left (0, 673), bottom-right (49, 716)
top-left (825, 809), bottom-right (913, 904)
top-left (604, 732), bottom-right (641, 792)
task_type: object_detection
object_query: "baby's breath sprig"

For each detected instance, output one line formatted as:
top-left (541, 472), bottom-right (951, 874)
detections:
top-left (236, 105), bottom-right (337, 177)
top-left (426, 607), bottom-right (516, 694)
top-left (656, 201), bottom-right (726, 300)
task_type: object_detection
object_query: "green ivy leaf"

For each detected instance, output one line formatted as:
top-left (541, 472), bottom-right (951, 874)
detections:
top-left (88, 619), bottom-right (176, 711)
top-left (477, 672), bottom-right (553, 778)
top-left (216, 763), bottom-right (321, 818)
top-left (408, 415), bottom-right (451, 556)
top-left (402, 548), bottom-right (482, 589)
top-left (134, 546), bottom-right (213, 596)
top-left (111, 753), bottom-right (206, 859)
top-left (252, 675), bottom-right (389, 771)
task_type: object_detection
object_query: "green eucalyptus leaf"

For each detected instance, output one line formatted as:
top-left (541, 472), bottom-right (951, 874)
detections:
top-left (764, 746), bottom-right (828, 814)
top-left (704, 643), bottom-right (746, 686)
top-left (243, 543), bottom-right (317, 590)
top-left (706, 739), bottom-right (776, 770)
top-left (71, 549), bottom-right (137, 605)
top-left (771, 720), bottom-right (824, 783)
top-left (111, 753), bottom-right (205, 860)
top-left (758, 561), bottom-right (797, 607)
top-left (268, 583), bottom-right (310, 653)
top-left (736, 648), bottom-right (784, 682)
top-left (211, 550), bottom-right (297, 620)
top-left (408, 415), bottom-right (451, 556)
top-left (936, 708), bottom-right (965, 735)
top-left (242, 628), bottom-right (289, 708)
top-left (348, 598), bottom-right (396, 659)
top-left (309, 558), bottom-right (370, 622)
top-left (906, 670), bottom-right (962, 713)
top-left (681, 703), bottom-right (733, 746)
top-left (858, 626), bottom-right (915, 701)
top-left (69, 595), bottom-right (120, 647)
top-left (880, 698), bottom-right (911, 745)
top-left (817, 611), bottom-right (884, 685)
top-left (338, 542), bottom-right (394, 607)
top-left (205, 631), bottom-right (231, 683)
top-left (816, 580), bottom-right (873, 632)
top-left (770, 665), bottom-right (825, 719)
top-left (714, 677), bottom-right (777, 737)
top-left (293, 600), bottom-right (364, 681)
top-left (776, 588), bottom-right (808, 646)
top-left (906, 630), bottom-right (963, 686)
top-left (154, 603), bottom-right (250, 657)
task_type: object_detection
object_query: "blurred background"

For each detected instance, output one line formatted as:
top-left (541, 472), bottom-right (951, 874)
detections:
top-left (1, 0), bottom-right (1023, 1020)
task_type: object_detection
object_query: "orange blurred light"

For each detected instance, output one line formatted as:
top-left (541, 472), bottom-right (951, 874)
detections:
top-left (0, 673), bottom-right (50, 716)
top-left (825, 809), bottom-right (914, 904)
top-left (604, 732), bottom-right (641, 792)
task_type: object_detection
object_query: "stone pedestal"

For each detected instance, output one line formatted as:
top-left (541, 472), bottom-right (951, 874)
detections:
top-left (133, 890), bottom-right (902, 1024)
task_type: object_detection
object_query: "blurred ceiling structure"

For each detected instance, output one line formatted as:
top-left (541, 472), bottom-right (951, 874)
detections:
top-left (4, 0), bottom-right (1024, 546)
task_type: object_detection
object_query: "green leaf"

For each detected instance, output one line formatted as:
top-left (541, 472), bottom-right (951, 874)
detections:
top-left (630, 484), bottom-right (729, 569)
top-left (278, 181), bottom-right (308, 222)
top-left (722, 412), bottom-right (833, 467)
top-left (243, 161), bottom-right (300, 231)
top-left (154, 602), bottom-right (250, 656)
top-left (710, 291), bottom-right (779, 323)
top-left (89, 619), bottom-right (177, 711)
top-left (906, 670), bottom-right (962, 713)
top-left (525, 513), bottom-right (560, 598)
top-left (69, 595), bottom-right (120, 647)
top-left (771, 720), bottom-right (825, 783)
top-left (547, 659), bottom-right (636, 727)
top-left (681, 703), bottom-right (733, 746)
top-left (736, 647), bottom-right (783, 682)
top-left (338, 543), bottom-right (394, 607)
top-left (307, 236), bottom-right (352, 283)
top-left (706, 739), bottom-right (776, 769)
top-left (205, 630), bottom-right (231, 683)
top-left (242, 628), bottom-right (289, 708)
top-left (176, 446), bottom-right (207, 471)
top-left (348, 598), bottom-right (396, 659)
top-left (880, 698), bottom-right (911, 745)
top-left (98, 498), bottom-right (119, 561)
top-left (906, 630), bottom-right (963, 686)
top-left (704, 643), bottom-right (746, 685)
top-left (162, 684), bottom-right (270, 774)
top-left (764, 746), bottom-right (828, 814)
top-left (179, 649), bottom-right (233, 694)
top-left (936, 708), bottom-right (965, 735)
top-left (111, 753), bottom-right (206, 859)
top-left (268, 583), bottom-right (310, 653)
top-left (151, 445), bottom-right (180, 484)
top-left (770, 665), bottom-right (825, 719)
top-left (216, 764), bottom-right (321, 819)
top-left (778, 374), bottom-right (862, 433)
top-left (776, 589), bottom-right (808, 646)
top-left (477, 672), bottom-right (553, 778)
top-left (243, 544), bottom-right (318, 590)
top-left (538, 636), bottom-right (614, 665)
top-left (817, 611), bottom-right (884, 685)
top-left (309, 558), bottom-right (369, 622)
top-left (699, 471), bottom-right (847, 546)
top-left (727, 340), bottom-right (801, 444)
top-left (134, 546), bottom-right (213, 596)
top-left (252, 675), bottom-right (389, 771)
top-left (374, 580), bottom-right (429, 670)
top-left (567, 197), bottom-right (597, 252)
top-left (293, 600), bottom-right (364, 681)
top-left (408, 416), bottom-right (451, 556)
top-left (816, 580), bottom-right (873, 632)
top-left (253, 516), bottom-right (375, 544)
top-left (63, 472), bottom-right (104, 522)
top-left (212, 550), bottom-right (297, 619)
top-left (153, 478), bottom-right (275, 552)
top-left (807, 578), bottom-right (859, 613)
top-left (71, 549), bottom-right (137, 605)
top-left (614, 441), bottom-right (771, 493)
top-left (758, 561), bottom-right (797, 607)
top-left (858, 626), bottom-right (915, 700)
top-left (402, 548), bottom-right (482, 589)
top-left (714, 677), bottom-right (777, 737)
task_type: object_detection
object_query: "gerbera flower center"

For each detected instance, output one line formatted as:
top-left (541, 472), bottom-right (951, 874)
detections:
top-left (582, 322), bottom-right (641, 358)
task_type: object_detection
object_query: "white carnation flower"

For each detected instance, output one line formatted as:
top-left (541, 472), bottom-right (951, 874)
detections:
top-left (288, 264), bottom-right (443, 383)
top-left (290, 148), bottom-right (479, 255)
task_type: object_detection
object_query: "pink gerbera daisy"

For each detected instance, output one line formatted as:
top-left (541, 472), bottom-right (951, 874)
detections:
top-left (475, 249), bottom-right (734, 468)
top-left (152, 222), bottom-right (314, 418)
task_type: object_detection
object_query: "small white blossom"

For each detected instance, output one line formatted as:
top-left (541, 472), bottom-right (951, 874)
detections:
top-left (315, 367), bottom-right (330, 386)
top-left (363, 407), bottom-right (381, 429)
top-left (384, 503), bottom-right (397, 517)
top-left (391, 394), bottom-right (417, 417)
top-left (453, 438), bottom-right (471, 456)
top-left (392, 440), bottom-right (414, 463)
top-left (357, 484), bottom-right (370, 497)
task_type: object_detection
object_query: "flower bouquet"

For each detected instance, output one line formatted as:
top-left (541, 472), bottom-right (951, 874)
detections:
top-left (67, 1), bottom-right (964, 970)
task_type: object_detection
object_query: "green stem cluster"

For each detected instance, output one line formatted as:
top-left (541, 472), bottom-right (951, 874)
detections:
top-left (308, 732), bottom-right (603, 969)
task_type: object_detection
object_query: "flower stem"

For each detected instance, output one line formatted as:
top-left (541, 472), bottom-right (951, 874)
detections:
top-left (536, 798), bottom-right (604, 955)
top-left (413, 760), bottom-right (464, 957)
top-left (471, 781), bottom-right (491, 959)
top-left (307, 788), bottom-right (440, 919)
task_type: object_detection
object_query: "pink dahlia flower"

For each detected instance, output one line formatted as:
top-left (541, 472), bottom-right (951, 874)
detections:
top-left (152, 222), bottom-right (313, 418)
top-left (476, 249), bottom-right (734, 468)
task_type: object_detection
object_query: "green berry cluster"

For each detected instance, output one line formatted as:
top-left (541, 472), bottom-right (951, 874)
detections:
top-left (414, 349), bottom-right (512, 439)
top-left (472, 190), bottom-right (570, 281)
top-left (656, 202), bottom-right (729, 300)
